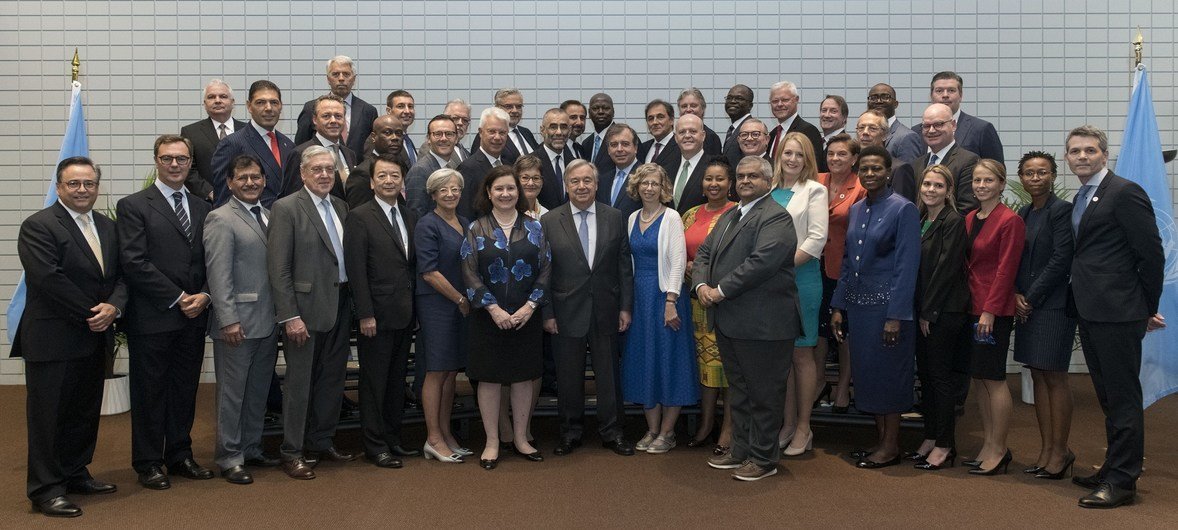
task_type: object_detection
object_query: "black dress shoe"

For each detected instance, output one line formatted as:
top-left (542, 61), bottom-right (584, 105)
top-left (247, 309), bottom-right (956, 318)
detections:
top-left (903, 450), bottom-right (929, 462)
top-left (602, 438), bottom-right (635, 456)
top-left (480, 458), bottom-right (498, 470)
top-left (856, 455), bottom-right (901, 469)
top-left (389, 445), bottom-right (422, 457)
top-left (1023, 465), bottom-right (1044, 474)
top-left (67, 478), bottom-right (117, 495)
top-left (1073, 471), bottom-right (1103, 489)
top-left (282, 458), bottom-right (315, 480)
top-left (366, 452), bottom-right (404, 468)
top-left (244, 454), bottom-right (282, 467)
top-left (220, 465), bottom-right (253, 485)
top-left (1079, 482), bottom-right (1135, 509)
top-left (34, 496), bottom-right (81, 518)
top-left (169, 458), bottom-right (214, 480)
top-left (511, 446), bottom-right (544, 462)
top-left (137, 465), bottom-right (171, 490)
top-left (553, 439), bottom-right (581, 456)
top-left (849, 449), bottom-right (871, 460)
top-left (306, 447), bottom-right (358, 464)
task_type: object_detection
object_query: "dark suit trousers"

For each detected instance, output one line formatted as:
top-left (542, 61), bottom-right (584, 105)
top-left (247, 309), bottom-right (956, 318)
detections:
top-left (212, 332), bottom-right (279, 470)
top-left (357, 326), bottom-right (413, 457)
top-left (1077, 317), bottom-right (1147, 489)
top-left (716, 330), bottom-right (792, 468)
top-left (280, 287), bottom-right (352, 459)
top-left (24, 352), bottom-right (104, 503)
top-left (128, 324), bottom-right (206, 472)
top-left (915, 312), bottom-right (969, 448)
top-left (553, 321), bottom-right (625, 441)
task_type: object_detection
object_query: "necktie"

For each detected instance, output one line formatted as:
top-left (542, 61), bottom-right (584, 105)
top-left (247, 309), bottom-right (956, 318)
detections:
top-left (673, 160), bottom-right (691, 205)
top-left (577, 210), bottom-right (590, 262)
top-left (250, 205), bottom-right (267, 234)
top-left (592, 134), bottom-right (602, 161)
top-left (554, 154), bottom-right (565, 199)
top-left (513, 128), bottom-right (532, 154)
top-left (769, 124), bottom-right (783, 157)
top-left (319, 199), bottom-right (347, 282)
top-left (492, 158), bottom-right (502, 168)
top-left (1071, 184), bottom-right (1094, 235)
top-left (446, 156), bottom-right (460, 170)
top-left (611, 169), bottom-right (627, 205)
top-left (267, 130), bottom-right (282, 167)
top-left (342, 101), bottom-right (351, 144)
top-left (331, 144), bottom-right (348, 181)
top-left (78, 214), bottom-right (104, 273)
top-left (725, 124), bottom-right (736, 145)
top-left (718, 207), bottom-right (744, 245)
top-left (928, 153), bottom-right (939, 166)
top-left (172, 191), bottom-right (192, 242)
top-left (218, 123), bottom-right (227, 140)
top-left (390, 205), bottom-right (407, 257)
top-left (651, 141), bottom-right (663, 162)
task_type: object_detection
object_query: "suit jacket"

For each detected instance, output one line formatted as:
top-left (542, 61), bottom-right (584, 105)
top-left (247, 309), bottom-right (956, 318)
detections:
top-left (181, 117), bottom-right (247, 201)
top-left (345, 154), bottom-right (378, 209)
top-left (456, 149), bottom-right (496, 220)
top-left (916, 206), bottom-right (970, 322)
top-left (533, 145), bottom-right (576, 210)
top-left (539, 202), bottom-right (634, 337)
top-left (638, 135), bottom-right (681, 177)
top-left (202, 198), bottom-right (276, 338)
top-left (690, 195), bottom-right (800, 340)
top-left (294, 94), bottom-right (380, 159)
top-left (579, 129), bottom-right (615, 176)
top-left (13, 203), bottom-right (127, 360)
top-left (720, 120), bottom-right (746, 169)
top-left (267, 188), bottom-right (349, 332)
top-left (1016, 195), bottom-right (1074, 311)
top-left (209, 124), bottom-right (297, 208)
top-left (965, 203), bottom-right (1025, 317)
top-left (671, 154), bottom-right (712, 215)
top-left (1069, 171), bottom-right (1164, 322)
top-left (895, 144), bottom-right (980, 211)
top-left (117, 186), bottom-right (210, 335)
top-left (405, 151), bottom-right (446, 219)
top-left (909, 111), bottom-right (1005, 165)
top-left (597, 162), bottom-right (643, 219)
top-left (344, 199), bottom-right (416, 330)
top-left (768, 117), bottom-right (826, 172)
top-left (885, 119), bottom-right (923, 164)
top-left (286, 137), bottom-right (357, 201)
top-left (702, 125), bottom-right (723, 157)
top-left (473, 125), bottom-right (539, 165)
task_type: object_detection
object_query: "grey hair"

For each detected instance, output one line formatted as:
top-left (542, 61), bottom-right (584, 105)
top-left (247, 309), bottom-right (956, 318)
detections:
top-left (426, 168), bottom-right (464, 195)
top-left (480, 106), bottom-right (510, 125)
top-left (771, 80), bottom-right (799, 100)
top-left (444, 98), bottom-right (471, 113)
top-left (326, 55), bottom-right (354, 72)
top-left (301, 145), bottom-right (334, 166)
top-left (738, 155), bottom-right (773, 179)
top-left (203, 79), bottom-right (233, 99)
top-left (676, 87), bottom-right (706, 108)
top-left (494, 88), bottom-right (522, 106)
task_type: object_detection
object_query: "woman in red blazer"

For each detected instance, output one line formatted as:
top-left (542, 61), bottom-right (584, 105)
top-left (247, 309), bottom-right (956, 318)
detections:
top-left (963, 159), bottom-right (1026, 475)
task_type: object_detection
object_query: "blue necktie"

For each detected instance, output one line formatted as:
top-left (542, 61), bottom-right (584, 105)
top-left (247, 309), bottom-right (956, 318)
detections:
top-left (320, 199), bottom-right (347, 282)
top-left (578, 210), bottom-right (590, 264)
top-left (592, 135), bottom-right (602, 161)
top-left (611, 169), bottom-right (627, 205)
top-left (1071, 184), bottom-right (1094, 235)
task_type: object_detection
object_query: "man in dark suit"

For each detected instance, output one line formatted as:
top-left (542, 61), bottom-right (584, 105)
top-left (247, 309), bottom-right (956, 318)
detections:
top-left (737, 118), bottom-right (771, 161)
top-left (908, 72), bottom-right (1005, 164)
top-left (579, 93), bottom-right (616, 173)
top-left (346, 115), bottom-right (408, 209)
top-left (540, 159), bottom-right (635, 457)
top-left (294, 56), bottom-right (379, 160)
top-left (892, 103), bottom-right (979, 210)
top-left (471, 88), bottom-right (540, 165)
top-left (384, 90), bottom-right (419, 167)
top-left (420, 99), bottom-right (472, 164)
top-left (676, 88), bottom-right (723, 155)
top-left (766, 81), bottom-right (824, 170)
top-left (117, 135), bottom-right (214, 490)
top-left (1065, 126), bottom-right (1165, 509)
top-left (344, 154), bottom-right (419, 469)
top-left (597, 123), bottom-right (642, 219)
top-left (670, 114), bottom-right (711, 214)
top-left (203, 155), bottom-right (280, 486)
top-left (210, 80), bottom-right (295, 208)
top-left (181, 79), bottom-right (246, 201)
top-left (534, 108), bottom-right (576, 210)
top-left (867, 83), bottom-right (922, 164)
top-left (268, 146), bottom-right (357, 480)
top-left (818, 95), bottom-right (850, 162)
top-left (693, 155), bottom-right (799, 481)
top-left (406, 115), bottom-right (460, 219)
top-left (17, 157), bottom-right (126, 517)
top-left (639, 99), bottom-right (680, 176)
top-left (287, 95), bottom-right (356, 201)
top-left (561, 99), bottom-right (588, 159)
top-left (721, 85), bottom-right (754, 169)
top-left (456, 107), bottom-right (510, 220)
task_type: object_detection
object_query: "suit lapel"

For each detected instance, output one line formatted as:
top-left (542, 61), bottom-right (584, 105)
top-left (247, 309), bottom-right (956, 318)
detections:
top-left (1078, 172), bottom-right (1114, 237)
top-left (54, 204), bottom-right (103, 274)
top-left (922, 207), bottom-right (947, 243)
top-left (298, 189), bottom-right (337, 257)
top-left (591, 205), bottom-right (610, 269)
top-left (229, 198), bottom-right (267, 242)
top-left (147, 186), bottom-right (190, 241)
top-left (372, 201), bottom-right (406, 256)
top-left (558, 206), bottom-right (590, 268)
top-left (198, 119), bottom-right (220, 148)
top-left (716, 201), bottom-right (756, 254)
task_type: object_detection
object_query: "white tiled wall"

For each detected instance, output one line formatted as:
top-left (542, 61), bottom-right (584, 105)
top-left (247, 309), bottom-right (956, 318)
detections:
top-left (2, 0), bottom-right (1175, 383)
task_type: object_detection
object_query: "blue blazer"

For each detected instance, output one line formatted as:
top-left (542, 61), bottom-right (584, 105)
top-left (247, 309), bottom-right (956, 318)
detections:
top-left (1016, 194), bottom-right (1073, 311)
top-left (209, 124), bottom-right (296, 208)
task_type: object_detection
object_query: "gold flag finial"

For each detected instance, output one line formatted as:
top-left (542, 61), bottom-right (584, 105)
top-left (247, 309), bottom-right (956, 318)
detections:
top-left (71, 48), bottom-right (80, 82)
top-left (1133, 28), bottom-right (1144, 68)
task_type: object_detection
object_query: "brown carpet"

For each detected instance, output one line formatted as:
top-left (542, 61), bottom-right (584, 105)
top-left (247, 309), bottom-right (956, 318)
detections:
top-left (1, 377), bottom-right (1176, 527)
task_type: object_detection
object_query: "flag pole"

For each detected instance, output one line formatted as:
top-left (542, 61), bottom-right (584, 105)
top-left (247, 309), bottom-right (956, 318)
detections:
top-left (71, 48), bottom-right (80, 83)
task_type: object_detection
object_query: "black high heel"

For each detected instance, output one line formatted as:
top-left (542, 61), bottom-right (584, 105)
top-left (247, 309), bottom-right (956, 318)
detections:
top-left (813, 383), bottom-right (833, 408)
top-left (914, 450), bottom-right (956, 471)
top-left (903, 450), bottom-right (930, 462)
top-left (962, 458), bottom-right (983, 468)
top-left (1034, 452), bottom-right (1075, 480)
top-left (480, 458), bottom-right (498, 470)
top-left (968, 449), bottom-right (1012, 475)
top-left (1022, 465), bottom-right (1044, 474)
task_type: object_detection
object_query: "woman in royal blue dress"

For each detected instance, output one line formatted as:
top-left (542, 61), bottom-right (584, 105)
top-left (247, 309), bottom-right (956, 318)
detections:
top-left (621, 163), bottom-right (699, 454)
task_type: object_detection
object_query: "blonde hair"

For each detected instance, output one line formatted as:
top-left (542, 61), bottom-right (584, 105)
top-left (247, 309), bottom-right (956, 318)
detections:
top-left (626, 163), bottom-right (673, 204)
top-left (772, 131), bottom-right (818, 188)
top-left (917, 165), bottom-right (957, 216)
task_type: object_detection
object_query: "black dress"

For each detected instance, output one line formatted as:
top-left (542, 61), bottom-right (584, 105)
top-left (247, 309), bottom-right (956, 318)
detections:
top-left (460, 213), bottom-right (551, 384)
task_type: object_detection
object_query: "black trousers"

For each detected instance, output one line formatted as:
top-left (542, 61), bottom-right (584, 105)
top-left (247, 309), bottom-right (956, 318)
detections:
top-left (25, 352), bottom-right (104, 503)
top-left (716, 330), bottom-right (792, 468)
top-left (915, 312), bottom-right (969, 448)
top-left (1078, 317), bottom-right (1147, 490)
top-left (552, 320), bottom-right (624, 442)
top-left (356, 326), bottom-right (413, 457)
top-left (128, 324), bottom-right (206, 472)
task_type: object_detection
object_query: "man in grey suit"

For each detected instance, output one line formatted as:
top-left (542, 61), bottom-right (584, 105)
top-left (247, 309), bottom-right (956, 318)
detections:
top-left (203, 154), bottom-right (279, 485)
top-left (694, 155), bottom-right (799, 481)
top-left (405, 115), bottom-right (459, 219)
top-left (268, 145), bottom-right (357, 480)
top-left (867, 83), bottom-right (921, 164)
top-left (892, 103), bottom-right (980, 210)
top-left (540, 159), bottom-right (635, 457)
top-left (181, 79), bottom-right (246, 201)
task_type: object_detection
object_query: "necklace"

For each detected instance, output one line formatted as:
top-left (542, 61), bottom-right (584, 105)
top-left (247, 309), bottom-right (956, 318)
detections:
top-left (639, 206), bottom-right (664, 224)
top-left (493, 211), bottom-right (518, 228)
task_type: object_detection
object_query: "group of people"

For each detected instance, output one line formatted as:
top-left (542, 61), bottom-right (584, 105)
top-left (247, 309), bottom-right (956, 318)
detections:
top-left (14, 54), bottom-right (1166, 518)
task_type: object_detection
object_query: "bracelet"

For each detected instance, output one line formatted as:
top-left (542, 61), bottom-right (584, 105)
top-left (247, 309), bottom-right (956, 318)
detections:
top-left (665, 300), bottom-right (675, 304)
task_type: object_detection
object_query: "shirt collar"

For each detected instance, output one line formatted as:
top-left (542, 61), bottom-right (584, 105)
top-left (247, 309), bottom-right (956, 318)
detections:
top-left (479, 147), bottom-right (501, 165)
top-left (58, 200), bottom-right (91, 221)
top-left (315, 132), bottom-right (339, 149)
top-left (250, 120), bottom-right (274, 137)
top-left (306, 186), bottom-right (333, 206)
top-left (739, 191), bottom-right (772, 213)
top-left (375, 195), bottom-right (399, 214)
top-left (684, 148), bottom-right (705, 168)
top-left (570, 202), bottom-right (597, 216)
top-left (928, 140), bottom-right (956, 161)
top-left (779, 113), bottom-right (798, 131)
top-left (952, 109), bottom-right (962, 123)
top-left (887, 115), bottom-right (897, 128)
top-left (233, 196), bottom-right (262, 210)
top-left (1082, 167), bottom-right (1110, 188)
top-left (543, 144), bottom-right (563, 160)
top-left (155, 179), bottom-right (186, 197)
top-left (730, 114), bottom-right (751, 130)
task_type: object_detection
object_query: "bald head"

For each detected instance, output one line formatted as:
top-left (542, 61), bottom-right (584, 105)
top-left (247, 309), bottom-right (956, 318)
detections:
top-left (921, 103), bottom-right (956, 152)
top-left (675, 114), bottom-right (705, 157)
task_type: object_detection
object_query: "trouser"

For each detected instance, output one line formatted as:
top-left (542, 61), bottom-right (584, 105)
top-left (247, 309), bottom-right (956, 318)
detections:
top-left (213, 331), bottom-right (279, 470)
top-left (716, 330), bottom-right (792, 468)
top-left (552, 320), bottom-right (624, 441)
top-left (357, 326), bottom-right (413, 456)
top-left (280, 288), bottom-right (353, 459)
top-left (1077, 317), bottom-right (1147, 490)
top-left (25, 352), bottom-right (104, 502)
top-left (128, 325), bottom-right (205, 472)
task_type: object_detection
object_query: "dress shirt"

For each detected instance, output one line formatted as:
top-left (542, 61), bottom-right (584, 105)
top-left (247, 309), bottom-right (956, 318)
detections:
top-left (645, 134), bottom-right (672, 163)
top-left (570, 201), bottom-right (598, 267)
top-left (59, 201), bottom-right (99, 249)
top-left (479, 147), bottom-right (503, 167)
top-left (308, 187), bottom-right (345, 255)
top-left (250, 120), bottom-right (275, 139)
top-left (342, 93), bottom-right (354, 134)
top-left (769, 113), bottom-right (799, 155)
top-left (822, 127), bottom-right (847, 149)
top-left (728, 114), bottom-right (751, 140)
top-left (154, 180), bottom-right (203, 307)
top-left (544, 145), bottom-right (566, 173)
top-left (234, 196), bottom-right (267, 225)
top-left (1076, 167), bottom-right (1109, 205)
top-left (927, 140), bottom-right (956, 165)
top-left (510, 126), bottom-right (533, 155)
top-left (673, 149), bottom-right (707, 202)
top-left (375, 196), bottom-right (410, 258)
top-left (212, 117), bottom-right (236, 137)
top-left (887, 115), bottom-right (897, 128)
top-left (431, 150), bottom-right (451, 169)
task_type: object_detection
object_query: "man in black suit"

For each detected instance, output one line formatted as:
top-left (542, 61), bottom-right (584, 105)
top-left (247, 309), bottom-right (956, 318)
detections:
top-left (17, 157), bottom-right (126, 517)
top-left (721, 85), bottom-right (754, 169)
top-left (534, 108), bottom-right (576, 210)
top-left (346, 115), bottom-right (408, 209)
top-left (210, 80), bottom-right (295, 208)
top-left (867, 83), bottom-right (922, 164)
top-left (117, 135), bottom-right (215, 490)
top-left (597, 123), bottom-right (642, 219)
top-left (181, 79), bottom-right (246, 201)
top-left (561, 99), bottom-right (588, 159)
top-left (893, 103), bottom-right (979, 210)
top-left (693, 155), bottom-right (799, 481)
top-left (818, 95), bottom-right (850, 161)
top-left (540, 159), bottom-right (635, 457)
top-left (737, 117), bottom-right (771, 161)
top-left (294, 55), bottom-right (379, 160)
top-left (670, 114), bottom-right (711, 214)
top-left (456, 107), bottom-right (510, 219)
top-left (909, 72), bottom-right (1005, 164)
top-left (579, 93), bottom-right (616, 173)
top-left (287, 95), bottom-right (356, 201)
top-left (406, 115), bottom-right (460, 219)
top-left (384, 90), bottom-right (419, 167)
top-left (344, 154), bottom-right (419, 469)
top-left (676, 88), bottom-right (723, 155)
top-left (472, 88), bottom-right (540, 165)
top-left (766, 81), bottom-right (824, 170)
top-left (639, 99), bottom-right (680, 176)
top-left (1065, 125), bottom-right (1165, 509)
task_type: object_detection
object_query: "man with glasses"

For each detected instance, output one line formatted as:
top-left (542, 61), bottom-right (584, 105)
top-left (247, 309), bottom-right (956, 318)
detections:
top-left (737, 118), bottom-right (771, 162)
top-left (721, 85), bottom-right (755, 168)
top-left (910, 71), bottom-right (1005, 165)
top-left (406, 115), bottom-right (461, 219)
top-left (866, 83), bottom-right (921, 164)
top-left (210, 80), bottom-right (295, 208)
top-left (473, 88), bottom-right (539, 164)
top-left (765, 81), bottom-right (824, 170)
top-left (429, 99), bottom-right (471, 162)
top-left (892, 103), bottom-right (979, 209)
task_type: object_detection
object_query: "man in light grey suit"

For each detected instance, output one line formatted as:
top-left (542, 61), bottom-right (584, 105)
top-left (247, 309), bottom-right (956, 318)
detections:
top-left (267, 145), bottom-right (356, 480)
top-left (203, 155), bottom-right (279, 485)
top-left (693, 155), bottom-right (799, 481)
top-left (405, 115), bottom-right (459, 219)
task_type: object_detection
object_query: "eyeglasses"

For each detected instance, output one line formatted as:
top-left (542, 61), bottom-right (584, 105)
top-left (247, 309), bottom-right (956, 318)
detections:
top-left (855, 125), bottom-right (884, 133)
top-left (306, 165), bottom-right (336, 175)
top-left (430, 131), bottom-right (457, 139)
top-left (63, 180), bottom-right (98, 190)
top-left (1019, 170), bottom-right (1054, 178)
top-left (158, 155), bottom-right (192, 165)
top-left (922, 120), bottom-right (952, 131)
top-left (867, 94), bottom-right (894, 102)
top-left (737, 131), bottom-right (764, 139)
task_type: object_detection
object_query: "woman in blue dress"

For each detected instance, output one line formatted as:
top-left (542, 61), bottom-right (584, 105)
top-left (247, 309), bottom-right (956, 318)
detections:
top-left (830, 146), bottom-right (921, 468)
top-left (620, 163), bottom-right (698, 455)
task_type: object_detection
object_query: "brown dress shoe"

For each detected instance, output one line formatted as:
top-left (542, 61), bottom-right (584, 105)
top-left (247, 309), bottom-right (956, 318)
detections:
top-left (282, 458), bottom-right (316, 480)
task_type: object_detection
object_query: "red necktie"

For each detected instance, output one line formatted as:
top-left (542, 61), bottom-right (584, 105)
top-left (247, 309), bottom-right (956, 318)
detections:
top-left (267, 131), bottom-right (282, 167)
top-left (768, 124), bottom-right (784, 158)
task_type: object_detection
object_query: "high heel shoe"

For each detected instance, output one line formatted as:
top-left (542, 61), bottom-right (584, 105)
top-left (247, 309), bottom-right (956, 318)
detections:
top-left (962, 458), bottom-right (983, 468)
top-left (968, 449), bottom-right (1012, 475)
top-left (1022, 465), bottom-right (1044, 474)
top-left (479, 458), bottom-right (498, 470)
top-left (777, 432), bottom-right (795, 449)
top-left (856, 455), bottom-right (901, 469)
top-left (903, 450), bottom-right (929, 462)
top-left (1034, 452), bottom-right (1075, 480)
top-left (813, 383), bottom-right (833, 408)
top-left (914, 450), bottom-right (956, 471)
top-left (450, 445), bottom-right (474, 457)
top-left (782, 431), bottom-right (813, 456)
top-left (511, 445), bottom-right (544, 462)
top-left (423, 443), bottom-right (465, 463)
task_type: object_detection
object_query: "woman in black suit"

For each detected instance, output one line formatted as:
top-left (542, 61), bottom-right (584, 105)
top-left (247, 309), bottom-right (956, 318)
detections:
top-left (909, 165), bottom-right (970, 470)
top-left (1012, 151), bottom-right (1077, 479)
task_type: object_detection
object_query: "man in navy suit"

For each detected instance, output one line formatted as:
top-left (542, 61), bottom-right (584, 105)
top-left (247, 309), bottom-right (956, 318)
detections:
top-left (385, 90), bottom-right (419, 167)
top-left (597, 123), bottom-right (642, 219)
top-left (210, 80), bottom-right (295, 208)
top-left (1065, 125), bottom-right (1164, 509)
top-left (456, 107), bottom-right (510, 219)
top-left (534, 108), bottom-right (576, 210)
top-left (561, 99), bottom-right (588, 159)
top-left (580, 93), bottom-right (616, 173)
top-left (639, 99), bottom-right (679, 176)
top-left (676, 88), bottom-right (723, 155)
top-left (294, 56), bottom-right (379, 160)
top-left (765, 81), bottom-right (824, 170)
top-left (405, 114), bottom-right (460, 219)
top-left (721, 85), bottom-right (754, 169)
top-left (908, 72), bottom-right (1005, 164)
top-left (181, 79), bottom-right (246, 201)
top-left (867, 83), bottom-right (922, 164)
